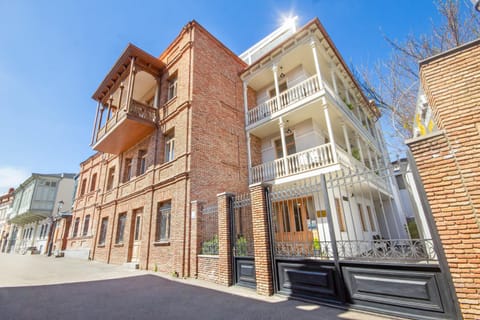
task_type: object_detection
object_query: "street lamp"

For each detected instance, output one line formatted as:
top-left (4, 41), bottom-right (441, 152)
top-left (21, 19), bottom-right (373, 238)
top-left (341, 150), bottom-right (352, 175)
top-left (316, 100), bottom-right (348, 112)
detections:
top-left (47, 200), bottom-right (64, 256)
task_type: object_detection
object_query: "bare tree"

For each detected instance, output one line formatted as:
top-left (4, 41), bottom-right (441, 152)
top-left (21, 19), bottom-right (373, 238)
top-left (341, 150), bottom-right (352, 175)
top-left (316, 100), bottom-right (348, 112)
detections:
top-left (359, 0), bottom-right (480, 153)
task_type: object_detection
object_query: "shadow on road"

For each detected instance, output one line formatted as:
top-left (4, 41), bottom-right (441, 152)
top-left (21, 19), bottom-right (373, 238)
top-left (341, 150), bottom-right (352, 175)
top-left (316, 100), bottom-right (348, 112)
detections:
top-left (0, 274), bottom-right (368, 320)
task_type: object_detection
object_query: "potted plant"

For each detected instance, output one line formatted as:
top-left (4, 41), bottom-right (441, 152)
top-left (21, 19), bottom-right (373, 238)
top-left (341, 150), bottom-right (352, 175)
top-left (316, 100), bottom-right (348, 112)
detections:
top-left (313, 238), bottom-right (321, 256)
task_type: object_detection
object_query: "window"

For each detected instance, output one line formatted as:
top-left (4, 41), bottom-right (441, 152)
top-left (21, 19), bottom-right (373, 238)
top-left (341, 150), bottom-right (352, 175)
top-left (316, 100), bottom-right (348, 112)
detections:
top-left (167, 74), bottom-right (177, 101)
top-left (366, 205), bottom-right (376, 232)
top-left (72, 217), bottom-right (80, 237)
top-left (274, 133), bottom-right (296, 159)
top-left (98, 217), bottom-right (108, 245)
top-left (106, 167), bottom-right (115, 190)
top-left (357, 203), bottom-right (367, 232)
top-left (116, 213), bottom-right (127, 244)
top-left (156, 201), bottom-right (171, 241)
top-left (335, 198), bottom-right (346, 232)
top-left (80, 178), bottom-right (87, 196)
top-left (137, 150), bottom-right (147, 175)
top-left (82, 215), bottom-right (90, 236)
top-left (123, 158), bottom-right (132, 182)
top-left (90, 173), bottom-right (97, 192)
top-left (134, 212), bottom-right (142, 241)
top-left (164, 130), bottom-right (175, 162)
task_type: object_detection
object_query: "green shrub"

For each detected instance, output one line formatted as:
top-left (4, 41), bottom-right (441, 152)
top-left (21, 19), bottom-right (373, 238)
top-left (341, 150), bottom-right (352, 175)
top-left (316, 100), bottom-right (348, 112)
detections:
top-left (236, 236), bottom-right (248, 256)
top-left (201, 235), bottom-right (219, 255)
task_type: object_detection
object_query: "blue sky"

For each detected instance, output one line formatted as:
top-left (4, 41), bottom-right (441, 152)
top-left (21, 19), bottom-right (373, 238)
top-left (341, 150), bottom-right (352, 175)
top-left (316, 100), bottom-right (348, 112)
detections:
top-left (0, 1), bottom-right (444, 193)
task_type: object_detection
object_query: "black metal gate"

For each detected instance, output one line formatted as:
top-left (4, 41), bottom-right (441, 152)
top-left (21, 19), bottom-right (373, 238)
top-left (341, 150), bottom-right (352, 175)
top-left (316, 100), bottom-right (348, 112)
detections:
top-left (231, 193), bottom-right (256, 288)
top-left (266, 161), bottom-right (460, 320)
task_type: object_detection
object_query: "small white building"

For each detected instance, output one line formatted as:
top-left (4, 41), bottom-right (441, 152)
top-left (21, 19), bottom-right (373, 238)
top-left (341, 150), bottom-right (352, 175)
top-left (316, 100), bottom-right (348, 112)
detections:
top-left (7, 173), bottom-right (75, 254)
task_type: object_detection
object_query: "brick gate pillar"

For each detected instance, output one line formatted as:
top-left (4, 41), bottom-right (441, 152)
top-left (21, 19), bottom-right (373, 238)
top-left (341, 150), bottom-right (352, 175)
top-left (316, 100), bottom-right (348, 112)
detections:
top-left (250, 183), bottom-right (274, 296)
top-left (217, 192), bottom-right (233, 286)
top-left (189, 200), bottom-right (201, 278)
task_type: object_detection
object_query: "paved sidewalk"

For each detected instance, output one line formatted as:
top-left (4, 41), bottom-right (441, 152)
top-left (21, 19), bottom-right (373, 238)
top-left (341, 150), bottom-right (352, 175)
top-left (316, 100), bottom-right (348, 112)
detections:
top-left (0, 254), bottom-right (400, 320)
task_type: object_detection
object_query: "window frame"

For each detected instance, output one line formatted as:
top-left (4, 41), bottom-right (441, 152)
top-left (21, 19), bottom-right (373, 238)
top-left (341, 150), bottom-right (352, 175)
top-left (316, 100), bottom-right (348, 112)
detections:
top-left (80, 178), bottom-right (87, 196)
top-left (123, 158), bottom-right (133, 183)
top-left (73, 217), bottom-right (80, 237)
top-left (98, 217), bottom-right (108, 246)
top-left (90, 173), bottom-right (97, 192)
top-left (115, 212), bottom-right (127, 244)
top-left (82, 215), bottom-right (90, 236)
top-left (274, 133), bottom-right (296, 159)
top-left (137, 150), bottom-right (147, 176)
top-left (106, 167), bottom-right (115, 190)
top-left (164, 130), bottom-right (175, 163)
top-left (167, 74), bottom-right (177, 101)
top-left (335, 198), bottom-right (346, 232)
top-left (155, 201), bottom-right (171, 242)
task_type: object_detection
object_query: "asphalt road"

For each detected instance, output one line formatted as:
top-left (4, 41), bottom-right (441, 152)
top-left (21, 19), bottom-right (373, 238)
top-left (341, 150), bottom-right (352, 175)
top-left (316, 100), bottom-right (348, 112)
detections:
top-left (0, 254), bottom-right (395, 320)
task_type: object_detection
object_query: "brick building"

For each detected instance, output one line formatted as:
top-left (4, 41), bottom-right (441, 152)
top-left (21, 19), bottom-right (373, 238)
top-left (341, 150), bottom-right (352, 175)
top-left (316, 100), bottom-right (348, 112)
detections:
top-left (407, 39), bottom-right (480, 319)
top-left (67, 21), bottom-right (248, 274)
top-left (67, 18), bottom-right (460, 319)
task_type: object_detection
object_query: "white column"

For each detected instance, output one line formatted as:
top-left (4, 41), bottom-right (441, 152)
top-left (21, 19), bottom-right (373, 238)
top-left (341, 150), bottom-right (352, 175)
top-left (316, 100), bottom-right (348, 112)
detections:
top-left (243, 81), bottom-right (249, 126)
top-left (97, 105), bottom-right (104, 133)
top-left (366, 147), bottom-right (374, 169)
top-left (356, 135), bottom-right (365, 163)
top-left (323, 105), bottom-right (337, 162)
top-left (246, 134), bottom-right (252, 183)
top-left (330, 64), bottom-right (338, 95)
top-left (341, 122), bottom-right (352, 155)
top-left (279, 117), bottom-right (289, 174)
top-left (310, 38), bottom-right (324, 90)
top-left (272, 64), bottom-right (282, 111)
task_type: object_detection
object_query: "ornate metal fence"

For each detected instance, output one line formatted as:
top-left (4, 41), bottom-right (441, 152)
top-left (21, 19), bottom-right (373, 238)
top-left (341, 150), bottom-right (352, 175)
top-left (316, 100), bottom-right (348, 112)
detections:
top-left (199, 204), bottom-right (218, 255)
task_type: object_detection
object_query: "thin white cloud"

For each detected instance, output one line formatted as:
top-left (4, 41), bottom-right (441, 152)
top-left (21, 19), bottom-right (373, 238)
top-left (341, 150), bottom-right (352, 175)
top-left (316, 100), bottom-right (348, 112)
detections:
top-left (0, 166), bottom-right (30, 194)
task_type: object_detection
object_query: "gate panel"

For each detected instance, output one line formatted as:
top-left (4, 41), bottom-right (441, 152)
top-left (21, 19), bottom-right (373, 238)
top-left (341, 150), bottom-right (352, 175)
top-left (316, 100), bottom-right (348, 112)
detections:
top-left (231, 193), bottom-right (256, 288)
top-left (265, 162), bottom-right (458, 319)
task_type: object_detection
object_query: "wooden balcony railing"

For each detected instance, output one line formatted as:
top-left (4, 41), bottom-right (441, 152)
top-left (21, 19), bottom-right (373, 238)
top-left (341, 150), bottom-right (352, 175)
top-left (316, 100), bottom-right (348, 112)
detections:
top-left (95, 99), bottom-right (156, 143)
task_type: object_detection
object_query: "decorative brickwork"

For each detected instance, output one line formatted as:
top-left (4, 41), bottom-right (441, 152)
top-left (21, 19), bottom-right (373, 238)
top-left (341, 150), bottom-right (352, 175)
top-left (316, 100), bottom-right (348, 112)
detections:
top-left (249, 183), bottom-right (273, 296)
top-left (408, 40), bottom-right (480, 319)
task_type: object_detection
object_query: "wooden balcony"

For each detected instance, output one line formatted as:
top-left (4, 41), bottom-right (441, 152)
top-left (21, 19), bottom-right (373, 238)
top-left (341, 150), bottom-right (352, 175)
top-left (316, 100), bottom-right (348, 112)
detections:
top-left (92, 99), bottom-right (156, 155)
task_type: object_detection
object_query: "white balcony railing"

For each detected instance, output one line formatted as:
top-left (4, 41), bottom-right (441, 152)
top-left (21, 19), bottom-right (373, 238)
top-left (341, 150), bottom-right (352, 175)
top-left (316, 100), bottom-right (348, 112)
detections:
top-left (250, 143), bottom-right (335, 184)
top-left (247, 75), bottom-right (321, 126)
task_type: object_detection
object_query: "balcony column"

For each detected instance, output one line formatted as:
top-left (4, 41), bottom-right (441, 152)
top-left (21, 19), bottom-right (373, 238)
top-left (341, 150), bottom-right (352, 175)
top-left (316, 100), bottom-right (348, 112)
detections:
top-left (107, 96), bottom-right (113, 120)
top-left (355, 135), bottom-right (365, 163)
top-left (323, 105), bottom-right (337, 162)
top-left (153, 78), bottom-right (160, 109)
top-left (125, 57), bottom-right (137, 112)
top-left (115, 83), bottom-right (125, 122)
top-left (366, 147), bottom-right (374, 169)
top-left (341, 122), bottom-right (352, 155)
top-left (272, 64), bottom-right (282, 110)
top-left (310, 38), bottom-right (324, 90)
top-left (97, 104), bottom-right (105, 133)
top-left (91, 101), bottom-right (101, 145)
top-left (279, 117), bottom-right (289, 174)
top-left (243, 81), bottom-right (253, 183)
top-left (330, 63), bottom-right (338, 95)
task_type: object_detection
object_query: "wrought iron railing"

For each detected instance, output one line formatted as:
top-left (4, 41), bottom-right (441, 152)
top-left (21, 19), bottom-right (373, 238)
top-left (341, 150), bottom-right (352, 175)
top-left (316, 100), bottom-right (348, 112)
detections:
top-left (274, 239), bottom-right (437, 263)
top-left (200, 204), bottom-right (219, 255)
top-left (250, 143), bottom-right (335, 183)
top-left (247, 75), bottom-right (321, 126)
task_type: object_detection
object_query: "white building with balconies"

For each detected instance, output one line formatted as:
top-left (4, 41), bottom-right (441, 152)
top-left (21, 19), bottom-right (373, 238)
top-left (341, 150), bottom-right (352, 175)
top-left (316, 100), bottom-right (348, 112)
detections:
top-left (8, 173), bottom-right (75, 254)
top-left (240, 17), bottom-right (409, 257)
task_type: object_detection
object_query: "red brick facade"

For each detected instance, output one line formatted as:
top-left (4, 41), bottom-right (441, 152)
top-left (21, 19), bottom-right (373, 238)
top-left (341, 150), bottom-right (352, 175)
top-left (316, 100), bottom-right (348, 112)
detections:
top-left (407, 40), bottom-right (480, 319)
top-left (69, 21), bottom-right (248, 276)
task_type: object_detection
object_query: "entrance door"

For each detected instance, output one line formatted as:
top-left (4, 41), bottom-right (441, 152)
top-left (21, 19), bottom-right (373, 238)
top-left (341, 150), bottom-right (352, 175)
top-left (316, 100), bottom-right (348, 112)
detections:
top-left (273, 197), bottom-right (314, 244)
top-left (129, 210), bottom-right (142, 262)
